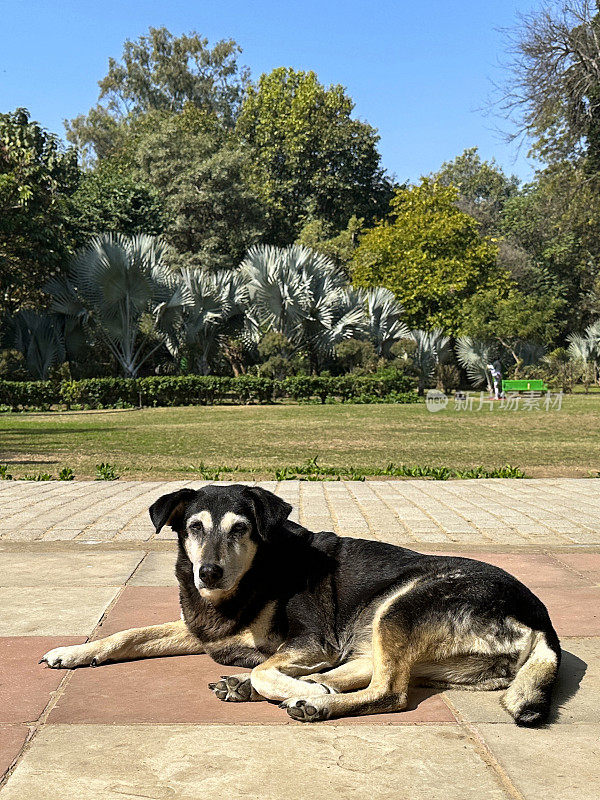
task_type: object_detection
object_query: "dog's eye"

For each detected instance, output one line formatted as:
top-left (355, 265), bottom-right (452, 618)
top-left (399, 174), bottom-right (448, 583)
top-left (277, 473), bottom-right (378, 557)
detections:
top-left (230, 522), bottom-right (247, 535)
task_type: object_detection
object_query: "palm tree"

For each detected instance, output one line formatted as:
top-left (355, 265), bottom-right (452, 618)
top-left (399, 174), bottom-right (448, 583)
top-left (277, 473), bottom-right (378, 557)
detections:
top-left (455, 337), bottom-right (496, 392)
top-left (4, 310), bottom-right (65, 380)
top-left (359, 287), bottom-right (410, 358)
top-left (239, 245), bottom-right (365, 370)
top-left (48, 233), bottom-right (190, 378)
top-left (168, 268), bottom-right (245, 374)
top-left (410, 328), bottom-right (451, 395)
top-left (567, 332), bottom-right (596, 392)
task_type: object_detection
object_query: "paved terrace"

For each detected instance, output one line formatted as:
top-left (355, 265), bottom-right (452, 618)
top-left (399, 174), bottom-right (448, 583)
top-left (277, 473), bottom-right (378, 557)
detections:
top-left (0, 478), bottom-right (599, 799)
top-left (1, 477), bottom-right (600, 545)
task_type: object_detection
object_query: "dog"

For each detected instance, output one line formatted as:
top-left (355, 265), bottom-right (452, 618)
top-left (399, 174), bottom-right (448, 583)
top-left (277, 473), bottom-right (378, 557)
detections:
top-left (41, 484), bottom-right (561, 724)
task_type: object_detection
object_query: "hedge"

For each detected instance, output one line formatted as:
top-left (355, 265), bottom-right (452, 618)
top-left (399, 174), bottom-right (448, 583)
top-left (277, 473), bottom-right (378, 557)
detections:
top-left (0, 373), bottom-right (418, 410)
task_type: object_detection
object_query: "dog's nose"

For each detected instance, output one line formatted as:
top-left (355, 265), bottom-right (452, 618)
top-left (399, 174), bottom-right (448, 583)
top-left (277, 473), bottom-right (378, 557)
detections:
top-left (198, 563), bottom-right (223, 587)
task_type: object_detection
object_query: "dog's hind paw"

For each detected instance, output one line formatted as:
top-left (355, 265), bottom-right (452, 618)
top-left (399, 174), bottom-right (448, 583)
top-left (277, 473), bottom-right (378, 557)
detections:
top-left (280, 697), bottom-right (330, 722)
top-left (209, 674), bottom-right (260, 702)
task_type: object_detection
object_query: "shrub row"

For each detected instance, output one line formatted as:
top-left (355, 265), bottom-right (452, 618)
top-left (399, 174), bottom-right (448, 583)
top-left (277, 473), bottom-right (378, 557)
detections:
top-left (0, 373), bottom-right (418, 410)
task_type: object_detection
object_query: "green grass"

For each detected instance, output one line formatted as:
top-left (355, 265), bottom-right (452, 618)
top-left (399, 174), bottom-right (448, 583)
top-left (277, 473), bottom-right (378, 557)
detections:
top-left (1, 395), bottom-right (599, 479)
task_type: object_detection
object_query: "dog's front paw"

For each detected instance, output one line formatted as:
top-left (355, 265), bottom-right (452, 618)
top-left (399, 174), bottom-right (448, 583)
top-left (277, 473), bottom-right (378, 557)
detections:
top-left (280, 697), bottom-right (331, 722)
top-left (40, 644), bottom-right (98, 669)
top-left (209, 674), bottom-right (259, 702)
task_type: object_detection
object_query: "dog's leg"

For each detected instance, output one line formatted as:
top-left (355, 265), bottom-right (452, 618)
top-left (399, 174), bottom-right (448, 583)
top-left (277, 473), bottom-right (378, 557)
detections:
top-left (301, 657), bottom-right (373, 693)
top-left (40, 621), bottom-right (204, 668)
top-left (210, 646), bottom-right (336, 704)
top-left (281, 595), bottom-right (418, 721)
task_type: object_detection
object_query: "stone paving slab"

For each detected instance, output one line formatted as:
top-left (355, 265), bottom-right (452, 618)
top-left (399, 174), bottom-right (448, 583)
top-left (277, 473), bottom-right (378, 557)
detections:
top-left (476, 724), bottom-right (600, 800)
top-left (1, 478), bottom-right (600, 546)
top-left (0, 587), bottom-right (119, 636)
top-left (0, 724), bottom-right (511, 800)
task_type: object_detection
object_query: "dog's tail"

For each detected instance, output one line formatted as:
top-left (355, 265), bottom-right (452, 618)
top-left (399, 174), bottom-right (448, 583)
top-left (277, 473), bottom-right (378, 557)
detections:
top-left (501, 628), bottom-right (561, 726)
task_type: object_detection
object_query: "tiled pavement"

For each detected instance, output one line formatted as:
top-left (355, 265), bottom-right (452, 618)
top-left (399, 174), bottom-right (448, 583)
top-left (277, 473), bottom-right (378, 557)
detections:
top-left (2, 477), bottom-right (600, 545)
top-left (0, 480), bottom-right (599, 798)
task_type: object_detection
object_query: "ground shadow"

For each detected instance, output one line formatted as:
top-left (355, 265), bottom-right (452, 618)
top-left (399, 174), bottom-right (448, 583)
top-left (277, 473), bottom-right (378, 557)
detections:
top-left (547, 648), bottom-right (588, 723)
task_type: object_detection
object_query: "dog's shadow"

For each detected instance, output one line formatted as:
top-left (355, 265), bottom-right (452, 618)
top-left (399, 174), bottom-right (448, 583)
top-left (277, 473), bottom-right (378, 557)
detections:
top-left (547, 648), bottom-right (588, 723)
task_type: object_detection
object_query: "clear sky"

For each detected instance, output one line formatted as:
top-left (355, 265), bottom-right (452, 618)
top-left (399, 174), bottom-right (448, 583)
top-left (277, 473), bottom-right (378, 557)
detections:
top-left (0, 0), bottom-right (543, 183)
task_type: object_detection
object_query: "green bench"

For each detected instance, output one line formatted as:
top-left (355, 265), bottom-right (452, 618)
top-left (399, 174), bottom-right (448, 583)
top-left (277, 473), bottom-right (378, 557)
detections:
top-left (501, 379), bottom-right (548, 392)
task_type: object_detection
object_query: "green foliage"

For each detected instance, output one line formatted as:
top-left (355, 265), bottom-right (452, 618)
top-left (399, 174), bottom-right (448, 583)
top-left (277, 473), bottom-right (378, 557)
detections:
top-left (296, 215), bottom-right (364, 269)
top-left (3, 311), bottom-right (66, 380)
top-left (273, 457), bottom-right (526, 481)
top-left (131, 107), bottom-right (266, 271)
top-left (237, 68), bottom-right (392, 243)
top-left (257, 332), bottom-right (306, 379)
top-left (0, 108), bottom-right (79, 316)
top-left (0, 464), bottom-right (13, 480)
top-left (380, 463), bottom-right (526, 480)
top-left (21, 472), bottom-right (53, 481)
top-left (433, 147), bottom-right (520, 235)
top-left (71, 160), bottom-right (166, 242)
top-left (66, 27), bottom-right (249, 162)
top-left (334, 340), bottom-right (379, 375)
top-left (95, 462), bottom-right (120, 480)
top-left (0, 372), bottom-right (418, 410)
top-left (460, 288), bottom-right (562, 359)
top-left (351, 180), bottom-right (510, 332)
top-left (48, 233), bottom-right (189, 378)
top-left (58, 467), bottom-right (75, 480)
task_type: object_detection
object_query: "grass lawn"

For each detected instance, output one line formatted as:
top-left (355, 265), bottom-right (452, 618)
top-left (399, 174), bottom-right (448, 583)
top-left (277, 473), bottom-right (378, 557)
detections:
top-left (1, 394), bottom-right (599, 480)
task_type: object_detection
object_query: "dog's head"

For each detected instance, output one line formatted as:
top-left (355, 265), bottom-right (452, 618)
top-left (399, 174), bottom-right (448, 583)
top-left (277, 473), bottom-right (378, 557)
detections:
top-left (149, 484), bottom-right (291, 601)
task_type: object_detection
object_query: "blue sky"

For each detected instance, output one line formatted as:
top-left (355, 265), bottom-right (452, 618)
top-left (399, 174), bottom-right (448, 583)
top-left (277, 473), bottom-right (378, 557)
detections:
top-left (0, 0), bottom-right (543, 183)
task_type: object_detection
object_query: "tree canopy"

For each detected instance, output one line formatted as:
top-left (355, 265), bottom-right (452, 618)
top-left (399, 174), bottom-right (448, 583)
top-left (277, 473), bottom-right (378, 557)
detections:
top-left (351, 180), bottom-right (510, 332)
top-left (236, 67), bottom-right (393, 243)
top-left (0, 109), bottom-right (79, 316)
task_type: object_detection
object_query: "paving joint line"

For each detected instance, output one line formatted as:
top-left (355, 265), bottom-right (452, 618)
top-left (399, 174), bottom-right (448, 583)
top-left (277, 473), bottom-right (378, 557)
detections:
top-left (442, 693), bottom-right (526, 800)
top-left (0, 580), bottom-right (130, 791)
top-left (367, 484), bottom-right (420, 543)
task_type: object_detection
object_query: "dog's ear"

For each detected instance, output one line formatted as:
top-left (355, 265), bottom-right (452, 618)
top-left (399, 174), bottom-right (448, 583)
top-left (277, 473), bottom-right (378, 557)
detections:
top-left (243, 486), bottom-right (292, 540)
top-left (149, 489), bottom-right (197, 534)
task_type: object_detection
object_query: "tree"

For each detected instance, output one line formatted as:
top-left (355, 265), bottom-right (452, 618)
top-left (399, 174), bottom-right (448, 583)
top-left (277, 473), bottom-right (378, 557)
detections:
top-left (433, 147), bottom-right (520, 235)
top-left (71, 159), bottom-right (166, 244)
top-left (239, 245), bottom-right (365, 370)
top-left (500, 163), bottom-right (600, 331)
top-left (499, 1), bottom-right (600, 166)
top-left (296, 216), bottom-right (364, 270)
top-left (3, 310), bottom-right (65, 380)
top-left (48, 233), bottom-right (189, 377)
top-left (66, 27), bottom-right (249, 163)
top-left (455, 337), bottom-right (496, 391)
top-left (460, 288), bottom-right (561, 371)
top-left (0, 109), bottom-right (79, 316)
top-left (168, 268), bottom-right (245, 374)
top-left (131, 106), bottom-right (266, 271)
top-left (351, 180), bottom-right (510, 332)
top-left (409, 329), bottom-right (451, 395)
top-left (360, 287), bottom-right (410, 358)
top-left (237, 68), bottom-right (393, 243)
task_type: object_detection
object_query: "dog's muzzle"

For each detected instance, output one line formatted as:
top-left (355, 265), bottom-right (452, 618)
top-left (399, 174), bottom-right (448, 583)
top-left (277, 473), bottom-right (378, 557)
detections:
top-left (198, 563), bottom-right (224, 588)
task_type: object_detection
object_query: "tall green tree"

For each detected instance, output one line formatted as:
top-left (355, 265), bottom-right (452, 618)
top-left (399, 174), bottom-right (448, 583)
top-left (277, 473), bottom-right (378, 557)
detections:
top-left (66, 27), bottom-right (249, 163)
top-left (71, 159), bottom-right (166, 244)
top-left (351, 180), bottom-right (510, 332)
top-left (433, 147), bottom-right (520, 235)
top-left (0, 109), bottom-right (79, 316)
top-left (237, 68), bottom-right (393, 243)
top-left (131, 106), bottom-right (266, 271)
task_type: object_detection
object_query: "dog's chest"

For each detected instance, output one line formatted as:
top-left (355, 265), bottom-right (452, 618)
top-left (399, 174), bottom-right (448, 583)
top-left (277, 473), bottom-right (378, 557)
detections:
top-left (188, 598), bottom-right (283, 665)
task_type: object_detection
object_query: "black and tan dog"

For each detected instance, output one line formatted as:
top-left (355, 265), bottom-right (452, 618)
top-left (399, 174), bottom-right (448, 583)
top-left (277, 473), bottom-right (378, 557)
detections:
top-left (41, 484), bottom-right (561, 724)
